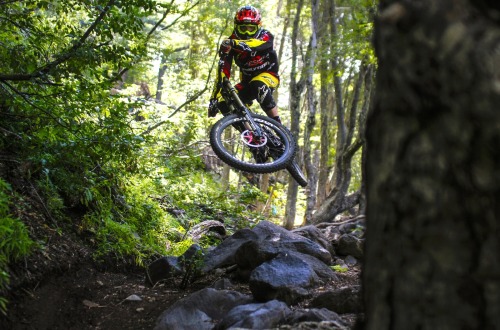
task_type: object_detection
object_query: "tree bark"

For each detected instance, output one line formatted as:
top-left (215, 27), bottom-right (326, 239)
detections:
top-left (363, 1), bottom-right (500, 328)
top-left (303, 0), bottom-right (320, 224)
top-left (316, 0), bottom-right (333, 207)
top-left (284, 0), bottom-right (306, 229)
top-left (155, 54), bottom-right (167, 101)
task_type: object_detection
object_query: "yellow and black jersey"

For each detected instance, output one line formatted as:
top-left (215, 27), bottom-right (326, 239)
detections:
top-left (221, 28), bottom-right (279, 82)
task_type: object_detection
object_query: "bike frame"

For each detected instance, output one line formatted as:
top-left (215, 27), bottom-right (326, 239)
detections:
top-left (219, 75), bottom-right (265, 138)
top-left (210, 53), bottom-right (307, 186)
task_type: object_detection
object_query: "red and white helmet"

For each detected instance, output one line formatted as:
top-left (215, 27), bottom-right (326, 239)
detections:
top-left (234, 5), bottom-right (262, 26)
top-left (234, 5), bottom-right (262, 39)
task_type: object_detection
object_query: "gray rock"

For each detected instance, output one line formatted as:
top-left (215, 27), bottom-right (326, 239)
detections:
top-left (204, 221), bottom-right (332, 274)
top-left (284, 307), bottom-right (347, 326)
top-left (154, 288), bottom-right (252, 330)
top-left (310, 285), bottom-right (363, 314)
top-left (293, 225), bottom-right (335, 256)
top-left (335, 234), bottom-right (364, 259)
top-left (344, 255), bottom-right (358, 266)
top-left (210, 278), bottom-right (234, 290)
top-left (202, 228), bottom-right (259, 272)
top-left (234, 239), bottom-right (333, 273)
top-left (249, 253), bottom-right (319, 304)
top-left (146, 256), bottom-right (182, 286)
top-left (217, 300), bottom-right (291, 329)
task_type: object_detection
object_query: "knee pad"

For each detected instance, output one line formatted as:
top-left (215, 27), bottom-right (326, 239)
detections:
top-left (251, 81), bottom-right (276, 112)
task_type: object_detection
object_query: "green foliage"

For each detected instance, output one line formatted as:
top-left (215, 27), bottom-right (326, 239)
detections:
top-left (167, 238), bottom-right (196, 257)
top-left (0, 0), bottom-right (374, 307)
top-left (80, 173), bottom-right (177, 265)
top-left (0, 0), bottom-right (194, 265)
top-left (0, 179), bottom-right (34, 315)
top-left (238, 184), bottom-right (268, 205)
top-left (332, 264), bottom-right (349, 273)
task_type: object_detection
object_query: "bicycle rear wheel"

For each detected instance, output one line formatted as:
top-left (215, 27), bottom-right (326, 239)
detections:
top-left (210, 114), bottom-right (296, 173)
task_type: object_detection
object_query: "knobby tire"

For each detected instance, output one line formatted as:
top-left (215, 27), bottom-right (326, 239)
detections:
top-left (286, 160), bottom-right (308, 187)
top-left (210, 114), bottom-right (296, 174)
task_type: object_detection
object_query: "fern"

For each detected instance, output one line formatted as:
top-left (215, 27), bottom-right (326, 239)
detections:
top-left (0, 179), bottom-right (34, 315)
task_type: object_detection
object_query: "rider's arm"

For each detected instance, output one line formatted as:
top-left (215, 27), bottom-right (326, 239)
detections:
top-left (221, 52), bottom-right (234, 79)
top-left (232, 30), bottom-right (275, 53)
top-left (210, 51), bottom-right (233, 100)
top-left (233, 38), bottom-right (272, 52)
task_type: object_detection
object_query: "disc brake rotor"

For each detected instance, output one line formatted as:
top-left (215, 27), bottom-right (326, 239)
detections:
top-left (241, 130), bottom-right (267, 148)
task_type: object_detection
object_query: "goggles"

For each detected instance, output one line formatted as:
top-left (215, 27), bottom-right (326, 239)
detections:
top-left (236, 24), bottom-right (259, 35)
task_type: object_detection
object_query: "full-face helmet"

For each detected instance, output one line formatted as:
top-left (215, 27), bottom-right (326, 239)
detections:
top-left (234, 5), bottom-right (262, 39)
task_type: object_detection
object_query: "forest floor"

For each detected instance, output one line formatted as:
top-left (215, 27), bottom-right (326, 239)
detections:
top-left (0, 210), bottom-right (222, 330)
top-left (0, 192), bottom-right (361, 330)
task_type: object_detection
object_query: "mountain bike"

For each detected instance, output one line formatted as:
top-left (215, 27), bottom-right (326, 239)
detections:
top-left (209, 59), bottom-right (308, 187)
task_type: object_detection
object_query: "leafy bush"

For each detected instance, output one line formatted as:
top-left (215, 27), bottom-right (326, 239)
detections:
top-left (0, 179), bottom-right (34, 315)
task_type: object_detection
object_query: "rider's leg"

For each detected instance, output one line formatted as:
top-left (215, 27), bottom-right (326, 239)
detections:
top-left (265, 106), bottom-right (281, 124)
top-left (246, 73), bottom-right (282, 124)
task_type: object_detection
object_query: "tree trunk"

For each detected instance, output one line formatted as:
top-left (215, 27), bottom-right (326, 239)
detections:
top-left (155, 54), bottom-right (167, 101)
top-left (284, 0), bottom-right (305, 229)
top-left (317, 0), bottom-right (333, 207)
top-left (257, 173), bottom-right (270, 213)
top-left (363, 1), bottom-right (500, 328)
top-left (312, 64), bottom-right (369, 223)
top-left (303, 0), bottom-right (320, 224)
top-left (357, 65), bottom-right (374, 216)
top-left (155, 46), bottom-right (189, 102)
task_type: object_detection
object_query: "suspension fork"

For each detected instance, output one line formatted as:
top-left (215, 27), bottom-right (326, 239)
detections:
top-left (222, 77), bottom-right (264, 137)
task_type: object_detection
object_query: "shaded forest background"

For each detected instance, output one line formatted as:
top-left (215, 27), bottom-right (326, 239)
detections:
top-left (0, 0), bottom-right (375, 315)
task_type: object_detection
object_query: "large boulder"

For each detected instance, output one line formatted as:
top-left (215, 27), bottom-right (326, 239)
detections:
top-left (203, 221), bottom-right (332, 273)
top-left (249, 252), bottom-right (320, 304)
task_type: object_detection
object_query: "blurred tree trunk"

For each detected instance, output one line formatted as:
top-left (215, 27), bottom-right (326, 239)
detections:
top-left (312, 62), bottom-right (371, 223)
top-left (316, 0), bottom-right (334, 207)
top-left (155, 54), bottom-right (167, 101)
top-left (155, 46), bottom-right (188, 102)
top-left (284, 0), bottom-right (306, 229)
top-left (221, 129), bottom-right (232, 190)
top-left (303, 0), bottom-right (320, 223)
top-left (257, 173), bottom-right (270, 213)
top-left (363, 1), bottom-right (500, 328)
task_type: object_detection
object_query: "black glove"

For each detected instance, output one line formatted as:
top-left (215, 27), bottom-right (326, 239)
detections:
top-left (218, 39), bottom-right (234, 56)
top-left (208, 99), bottom-right (219, 117)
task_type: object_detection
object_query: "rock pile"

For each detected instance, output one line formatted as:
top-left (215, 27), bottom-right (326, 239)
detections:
top-left (147, 219), bottom-right (365, 330)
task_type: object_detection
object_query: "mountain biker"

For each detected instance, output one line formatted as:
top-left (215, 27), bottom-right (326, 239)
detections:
top-left (208, 5), bottom-right (282, 125)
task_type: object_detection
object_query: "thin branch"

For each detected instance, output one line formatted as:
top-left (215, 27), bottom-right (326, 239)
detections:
top-left (316, 214), bottom-right (365, 228)
top-left (0, 126), bottom-right (22, 139)
top-left (161, 1), bottom-right (200, 31)
top-left (163, 140), bottom-right (210, 157)
top-left (0, 80), bottom-right (72, 130)
top-left (0, 0), bottom-right (116, 82)
top-left (146, 0), bottom-right (175, 40)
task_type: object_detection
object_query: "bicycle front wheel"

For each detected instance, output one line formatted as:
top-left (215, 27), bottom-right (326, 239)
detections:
top-left (286, 160), bottom-right (308, 187)
top-left (209, 114), bottom-right (296, 173)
